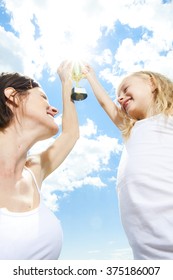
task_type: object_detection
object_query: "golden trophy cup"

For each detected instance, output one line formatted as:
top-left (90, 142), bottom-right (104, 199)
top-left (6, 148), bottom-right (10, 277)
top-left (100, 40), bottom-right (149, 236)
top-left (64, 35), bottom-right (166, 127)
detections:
top-left (71, 62), bottom-right (87, 101)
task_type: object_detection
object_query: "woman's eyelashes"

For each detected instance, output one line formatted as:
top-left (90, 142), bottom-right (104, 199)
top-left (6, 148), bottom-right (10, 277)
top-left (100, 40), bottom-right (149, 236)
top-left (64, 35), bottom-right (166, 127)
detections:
top-left (41, 94), bottom-right (48, 100)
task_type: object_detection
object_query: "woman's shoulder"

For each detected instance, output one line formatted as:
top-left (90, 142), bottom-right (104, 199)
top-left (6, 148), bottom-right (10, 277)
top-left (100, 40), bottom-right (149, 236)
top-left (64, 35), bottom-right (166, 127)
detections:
top-left (26, 154), bottom-right (41, 168)
top-left (25, 155), bottom-right (43, 186)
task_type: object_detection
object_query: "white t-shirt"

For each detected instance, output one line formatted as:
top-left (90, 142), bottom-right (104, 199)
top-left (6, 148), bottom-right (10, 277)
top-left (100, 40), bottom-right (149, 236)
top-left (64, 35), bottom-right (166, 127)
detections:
top-left (0, 167), bottom-right (63, 260)
top-left (117, 114), bottom-right (173, 259)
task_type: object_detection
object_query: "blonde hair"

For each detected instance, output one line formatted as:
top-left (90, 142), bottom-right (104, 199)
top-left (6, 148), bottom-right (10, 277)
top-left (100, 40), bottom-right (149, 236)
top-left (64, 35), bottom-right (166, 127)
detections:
top-left (119, 71), bottom-right (173, 140)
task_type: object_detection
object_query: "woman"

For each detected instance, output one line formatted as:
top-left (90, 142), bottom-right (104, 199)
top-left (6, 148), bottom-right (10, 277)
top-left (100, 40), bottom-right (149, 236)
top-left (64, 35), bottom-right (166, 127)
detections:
top-left (0, 61), bottom-right (79, 259)
top-left (84, 65), bottom-right (173, 259)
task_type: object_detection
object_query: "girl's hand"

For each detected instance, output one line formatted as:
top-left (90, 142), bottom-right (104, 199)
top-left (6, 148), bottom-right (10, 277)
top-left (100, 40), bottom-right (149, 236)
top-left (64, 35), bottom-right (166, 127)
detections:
top-left (81, 63), bottom-right (97, 80)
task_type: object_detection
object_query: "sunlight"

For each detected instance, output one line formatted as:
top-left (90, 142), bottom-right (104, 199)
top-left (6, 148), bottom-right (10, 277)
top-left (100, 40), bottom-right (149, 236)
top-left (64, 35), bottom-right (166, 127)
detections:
top-left (63, 40), bottom-right (91, 84)
top-left (61, 31), bottom-right (91, 64)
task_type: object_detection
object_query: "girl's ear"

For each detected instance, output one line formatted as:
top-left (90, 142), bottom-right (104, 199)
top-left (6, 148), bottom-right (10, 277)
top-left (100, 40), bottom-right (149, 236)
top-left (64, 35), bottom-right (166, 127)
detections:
top-left (4, 87), bottom-right (19, 107)
top-left (149, 77), bottom-right (157, 93)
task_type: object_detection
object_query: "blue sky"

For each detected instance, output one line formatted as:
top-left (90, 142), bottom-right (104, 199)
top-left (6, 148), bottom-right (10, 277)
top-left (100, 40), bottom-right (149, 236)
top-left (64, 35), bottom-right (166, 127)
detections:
top-left (0, 0), bottom-right (173, 260)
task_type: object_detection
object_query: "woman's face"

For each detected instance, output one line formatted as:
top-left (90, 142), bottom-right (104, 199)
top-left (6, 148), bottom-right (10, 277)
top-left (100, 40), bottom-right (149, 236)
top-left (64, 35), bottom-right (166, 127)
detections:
top-left (19, 87), bottom-right (59, 139)
top-left (117, 75), bottom-right (155, 120)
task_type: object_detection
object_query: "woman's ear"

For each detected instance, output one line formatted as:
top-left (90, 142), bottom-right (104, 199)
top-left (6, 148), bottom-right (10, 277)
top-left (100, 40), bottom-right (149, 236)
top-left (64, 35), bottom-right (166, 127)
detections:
top-left (4, 87), bottom-right (16, 99)
top-left (4, 87), bottom-right (19, 107)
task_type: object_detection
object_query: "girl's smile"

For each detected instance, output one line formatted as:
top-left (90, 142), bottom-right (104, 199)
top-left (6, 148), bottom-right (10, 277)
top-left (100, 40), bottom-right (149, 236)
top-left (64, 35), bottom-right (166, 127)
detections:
top-left (117, 75), bottom-right (155, 120)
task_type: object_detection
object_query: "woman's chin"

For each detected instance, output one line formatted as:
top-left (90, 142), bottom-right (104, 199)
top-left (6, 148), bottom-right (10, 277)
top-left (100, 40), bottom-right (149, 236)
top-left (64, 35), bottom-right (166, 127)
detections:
top-left (45, 124), bottom-right (59, 139)
top-left (51, 124), bottom-right (59, 135)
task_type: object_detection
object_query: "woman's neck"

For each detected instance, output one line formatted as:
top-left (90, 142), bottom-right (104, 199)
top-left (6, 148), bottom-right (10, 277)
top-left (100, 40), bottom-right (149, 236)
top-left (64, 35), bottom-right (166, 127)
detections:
top-left (0, 126), bottom-right (35, 178)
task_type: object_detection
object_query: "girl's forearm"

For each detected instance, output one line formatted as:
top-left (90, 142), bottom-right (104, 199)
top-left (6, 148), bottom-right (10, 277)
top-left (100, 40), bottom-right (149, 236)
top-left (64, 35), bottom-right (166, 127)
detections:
top-left (86, 72), bottom-right (123, 128)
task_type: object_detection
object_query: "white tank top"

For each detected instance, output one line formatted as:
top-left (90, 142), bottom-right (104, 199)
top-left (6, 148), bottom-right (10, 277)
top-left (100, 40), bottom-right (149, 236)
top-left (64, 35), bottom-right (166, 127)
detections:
top-left (0, 167), bottom-right (63, 260)
top-left (117, 114), bottom-right (173, 259)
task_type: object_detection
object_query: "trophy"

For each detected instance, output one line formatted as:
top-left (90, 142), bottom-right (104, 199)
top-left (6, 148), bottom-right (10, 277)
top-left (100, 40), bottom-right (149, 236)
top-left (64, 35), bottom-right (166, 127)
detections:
top-left (71, 62), bottom-right (87, 101)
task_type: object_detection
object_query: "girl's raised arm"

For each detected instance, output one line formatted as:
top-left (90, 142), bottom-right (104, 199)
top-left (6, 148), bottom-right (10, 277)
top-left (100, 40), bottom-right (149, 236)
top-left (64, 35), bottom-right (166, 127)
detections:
top-left (84, 64), bottom-right (123, 129)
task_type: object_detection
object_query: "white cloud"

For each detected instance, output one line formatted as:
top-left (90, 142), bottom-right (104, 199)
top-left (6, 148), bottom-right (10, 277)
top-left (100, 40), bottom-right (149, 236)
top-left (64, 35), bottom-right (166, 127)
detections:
top-left (1, 0), bottom-right (120, 77)
top-left (42, 188), bottom-right (59, 212)
top-left (95, 49), bottom-right (113, 66)
top-left (29, 118), bottom-right (122, 210)
top-left (113, 37), bottom-right (173, 79)
top-left (0, 26), bottom-right (24, 73)
top-left (110, 248), bottom-right (133, 260)
top-left (96, 1), bottom-right (173, 83)
top-left (1, 0), bottom-right (173, 82)
top-left (43, 119), bottom-right (122, 192)
top-left (79, 118), bottom-right (97, 137)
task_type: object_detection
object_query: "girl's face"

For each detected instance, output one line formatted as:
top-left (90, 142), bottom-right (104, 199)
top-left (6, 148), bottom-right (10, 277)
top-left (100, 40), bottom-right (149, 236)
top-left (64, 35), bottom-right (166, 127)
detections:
top-left (117, 75), bottom-right (155, 120)
top-left (19, 87), bottom-right (59, 139)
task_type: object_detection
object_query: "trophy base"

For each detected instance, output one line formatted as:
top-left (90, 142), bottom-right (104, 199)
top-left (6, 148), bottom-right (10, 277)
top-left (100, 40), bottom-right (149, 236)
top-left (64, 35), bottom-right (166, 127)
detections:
top-left (71, 87), bottom-right (87, 101)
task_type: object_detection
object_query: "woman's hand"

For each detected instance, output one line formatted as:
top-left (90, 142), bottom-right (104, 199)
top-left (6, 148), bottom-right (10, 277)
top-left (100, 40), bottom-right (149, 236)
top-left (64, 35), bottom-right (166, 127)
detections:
top-left (57, 60), bottom-right (73, 84)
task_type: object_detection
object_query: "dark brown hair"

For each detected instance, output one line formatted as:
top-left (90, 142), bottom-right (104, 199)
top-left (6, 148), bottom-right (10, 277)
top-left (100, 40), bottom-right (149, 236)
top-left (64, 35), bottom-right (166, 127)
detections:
top-left (0, 72), bottom-right (40, 130)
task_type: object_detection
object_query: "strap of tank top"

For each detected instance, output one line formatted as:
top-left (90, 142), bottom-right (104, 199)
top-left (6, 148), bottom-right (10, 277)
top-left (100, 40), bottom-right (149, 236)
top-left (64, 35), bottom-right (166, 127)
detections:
top-left (24, 166), bottom-right (40, 193)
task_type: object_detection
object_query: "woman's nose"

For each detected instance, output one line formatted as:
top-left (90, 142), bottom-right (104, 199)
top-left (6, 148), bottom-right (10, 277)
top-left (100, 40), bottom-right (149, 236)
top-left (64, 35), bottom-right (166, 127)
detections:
top-left (48, 106), bottom-right (59, 117)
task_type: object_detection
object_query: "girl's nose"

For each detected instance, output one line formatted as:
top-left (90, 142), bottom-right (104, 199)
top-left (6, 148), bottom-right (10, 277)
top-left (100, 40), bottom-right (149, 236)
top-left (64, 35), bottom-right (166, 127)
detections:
top-left (117, 94), bottom-right (124, 104)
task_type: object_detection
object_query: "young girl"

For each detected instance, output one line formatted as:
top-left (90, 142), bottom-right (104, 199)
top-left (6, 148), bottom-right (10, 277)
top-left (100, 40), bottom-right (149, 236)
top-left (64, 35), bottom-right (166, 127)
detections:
top-left (84, 65), bottom-right (173, 259)
top-left (0, 61), bottom-right (79, 259)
